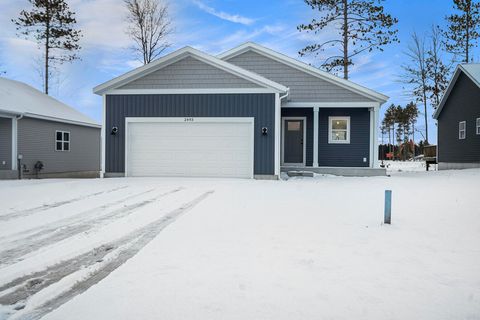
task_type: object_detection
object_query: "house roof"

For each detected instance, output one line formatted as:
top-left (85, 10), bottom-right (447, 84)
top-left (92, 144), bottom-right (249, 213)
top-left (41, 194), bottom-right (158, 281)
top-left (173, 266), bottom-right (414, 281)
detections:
top-left (0, 77), bottom-right (100, 128)
top-left (93, 46), bottom-right (289, 95)
top-left (218, 42), bottom-right (389, 104)
top-left (434, 64), bottom-right (480, 119)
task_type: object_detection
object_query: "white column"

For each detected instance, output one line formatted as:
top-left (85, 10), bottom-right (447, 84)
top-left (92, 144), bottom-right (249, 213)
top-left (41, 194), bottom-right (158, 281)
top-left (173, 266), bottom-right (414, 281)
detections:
top-left (369, 108), bottom-right (374, 168)
top-left (101, 94), bottom-right (106, 178)
top-left (274, 93), bottom-right (281, 177)
top-left (11, 117), bottom-right (17, 171)
top-left (313, 107), bottom-right (319, 167)
top-left (373, 106), bottom-right (380, 168)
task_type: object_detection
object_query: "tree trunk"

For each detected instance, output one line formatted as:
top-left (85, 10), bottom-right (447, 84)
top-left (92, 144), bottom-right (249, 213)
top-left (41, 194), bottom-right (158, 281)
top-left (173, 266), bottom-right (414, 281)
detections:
top-left (44, 2), bottom-right (50, 95)
top-left (423, 98), bottom-right (428, 144)
top-left (466, 1), bottom-right (471, 62)
top-left (342, 0), bottom-right (348, 80)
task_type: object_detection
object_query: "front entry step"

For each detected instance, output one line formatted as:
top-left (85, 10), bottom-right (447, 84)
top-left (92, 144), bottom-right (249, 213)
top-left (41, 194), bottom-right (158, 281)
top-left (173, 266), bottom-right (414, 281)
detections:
top-left (286, 171), bottom-right (315, 177)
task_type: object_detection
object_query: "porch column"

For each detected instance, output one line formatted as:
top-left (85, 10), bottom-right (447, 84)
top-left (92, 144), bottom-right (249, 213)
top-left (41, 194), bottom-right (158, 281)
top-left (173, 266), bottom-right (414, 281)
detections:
top-left (313, 107), bottom-right (319, 167)
top-left (369, 108), bottom-right (374, 168)
top-left (11, 117), bottom-right (17, 171)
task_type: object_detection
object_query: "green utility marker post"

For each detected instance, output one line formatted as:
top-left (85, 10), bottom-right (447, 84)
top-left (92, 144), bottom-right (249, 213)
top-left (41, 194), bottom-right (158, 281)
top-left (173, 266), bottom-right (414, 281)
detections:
top-left (384, 190), bottom-right (392, 224)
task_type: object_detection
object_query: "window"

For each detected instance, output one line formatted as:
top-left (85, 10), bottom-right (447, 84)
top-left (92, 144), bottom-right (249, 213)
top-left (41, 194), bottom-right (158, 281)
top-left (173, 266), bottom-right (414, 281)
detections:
top-left (477, 118), bottom-right (480, 135)
top-left (329, 116), bottom-right (350, 144)
top-left (55, 130), bottom-right (70, 151)
top-left (287, 121), bottom-right (301, 131)
top-left (459, 121), bottom-right (466, 140)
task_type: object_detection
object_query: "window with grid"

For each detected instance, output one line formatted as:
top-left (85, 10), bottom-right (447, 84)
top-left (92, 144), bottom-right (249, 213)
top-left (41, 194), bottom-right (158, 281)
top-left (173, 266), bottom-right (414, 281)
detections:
top-left (459, 121), bottom-right (466, 140)
top-left (55, 131), bottom-right (70, 151)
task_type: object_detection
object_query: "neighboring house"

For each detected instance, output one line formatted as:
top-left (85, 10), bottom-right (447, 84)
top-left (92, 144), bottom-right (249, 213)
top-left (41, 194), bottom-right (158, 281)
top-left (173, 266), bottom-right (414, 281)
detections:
top-left (433, 64), bottom-right (480, 170)
top-left (94, 42), bottom-right (388, 179)
top-left (0, 77), bottom-right (101, 179)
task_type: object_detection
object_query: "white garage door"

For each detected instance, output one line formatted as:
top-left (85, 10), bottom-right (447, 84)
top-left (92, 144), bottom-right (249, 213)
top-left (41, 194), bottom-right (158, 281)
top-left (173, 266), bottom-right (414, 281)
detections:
top-left (126, 118), bottom-right (254, 178)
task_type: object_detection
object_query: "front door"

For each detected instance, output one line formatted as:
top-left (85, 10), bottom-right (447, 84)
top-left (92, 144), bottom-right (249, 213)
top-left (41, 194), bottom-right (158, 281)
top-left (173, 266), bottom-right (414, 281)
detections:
top-left (283, 118), bottom-right (305, 165)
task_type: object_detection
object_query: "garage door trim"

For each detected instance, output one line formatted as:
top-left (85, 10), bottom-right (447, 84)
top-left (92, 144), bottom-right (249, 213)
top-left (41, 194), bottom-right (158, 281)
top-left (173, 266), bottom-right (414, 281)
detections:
top-left (125, 117), bottom-right (255, 178)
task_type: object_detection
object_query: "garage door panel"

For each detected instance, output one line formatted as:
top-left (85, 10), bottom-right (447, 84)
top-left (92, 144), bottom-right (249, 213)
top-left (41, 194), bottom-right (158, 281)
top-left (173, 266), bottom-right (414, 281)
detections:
top-left (126, 119), bottom-right (254, 178)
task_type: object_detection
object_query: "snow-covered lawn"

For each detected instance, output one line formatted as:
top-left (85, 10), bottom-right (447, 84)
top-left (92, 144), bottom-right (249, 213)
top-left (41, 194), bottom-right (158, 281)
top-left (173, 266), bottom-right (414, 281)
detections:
top-left (0, 170), bottom-right (479, 320)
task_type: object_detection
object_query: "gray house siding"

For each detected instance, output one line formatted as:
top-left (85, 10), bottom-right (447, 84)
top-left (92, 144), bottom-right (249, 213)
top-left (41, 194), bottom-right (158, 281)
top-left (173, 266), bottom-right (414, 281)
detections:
top-left (0, 117), bottom-right (12, 170)
top-left (282, 108), bottom-right (313, 166)
top-left (120, 56), bottom-right (261, 90)
top-left (281, 108), bottom-right (370, 167)
top-left (438, 73), bottom-right (480, 164)
top-left (17, 117), bottom-right (101, 175)
top-left (225, 51), bottom-right (371, 103)
top-left (106, 94), bottom-right (275, 175)
top-left (318, 108), bottom-right (370, 167)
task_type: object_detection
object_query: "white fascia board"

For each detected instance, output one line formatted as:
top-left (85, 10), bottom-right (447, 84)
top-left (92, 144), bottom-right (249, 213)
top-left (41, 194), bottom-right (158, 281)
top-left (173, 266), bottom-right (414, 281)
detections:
top-left (218, 42), bottom-right (389, 103)
top-left (105, 88), bottom-right (281, 95)
top-left (23, 113), bottom-right (101, 128)
top-left (283, 102), bottom-right (380, 109)
top-left (94, 46), bottom-right (287, 95)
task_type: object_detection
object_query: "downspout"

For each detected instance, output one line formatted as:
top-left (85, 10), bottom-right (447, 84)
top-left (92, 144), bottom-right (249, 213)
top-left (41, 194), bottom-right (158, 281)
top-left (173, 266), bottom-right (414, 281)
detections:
top-left (277, 89), bottom-right (289, 179)
top-left (13, 113), bottom-right (24, 178)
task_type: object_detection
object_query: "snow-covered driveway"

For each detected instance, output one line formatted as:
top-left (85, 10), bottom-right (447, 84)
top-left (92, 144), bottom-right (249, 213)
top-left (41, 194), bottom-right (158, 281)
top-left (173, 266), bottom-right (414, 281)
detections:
top-left (1, 169), bottom-right (480, 320)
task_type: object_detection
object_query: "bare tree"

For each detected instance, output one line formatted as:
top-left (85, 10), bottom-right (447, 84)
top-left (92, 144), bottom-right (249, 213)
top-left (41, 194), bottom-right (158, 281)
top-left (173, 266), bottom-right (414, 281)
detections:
top-left (401, 32), bottom-right (430, 144)
top-left (125, 0), bottom-right (172, 64)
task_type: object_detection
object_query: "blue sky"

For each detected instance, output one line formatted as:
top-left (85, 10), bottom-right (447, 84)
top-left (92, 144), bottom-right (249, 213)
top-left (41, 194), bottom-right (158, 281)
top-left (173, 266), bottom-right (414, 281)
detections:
top-left (0, 0), bottom-right (473, 143)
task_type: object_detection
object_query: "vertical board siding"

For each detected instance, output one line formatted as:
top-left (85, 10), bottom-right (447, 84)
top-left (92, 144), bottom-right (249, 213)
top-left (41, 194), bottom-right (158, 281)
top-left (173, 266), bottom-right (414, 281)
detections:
top-left (438, 73), bottom-right (480, 163)
top-left (106, 94), bottom-right (276, 175)
top-left (0, 117), bottom-right (12, 170)
top-left (17, 117), bottom-right (101, 173)
top-left (119, 56), bottom-right (260, 90)
top-left (226, 51), bottom-right (372, 103)
top-left (281, 108), bottom-right (313, 166)
top-left (318, 108), bottom-right (370, 167)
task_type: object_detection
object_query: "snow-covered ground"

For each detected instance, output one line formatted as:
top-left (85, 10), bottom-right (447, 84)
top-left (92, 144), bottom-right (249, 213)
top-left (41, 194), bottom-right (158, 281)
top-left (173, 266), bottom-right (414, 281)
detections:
top-left (0, 169), bottom-right (479, 320)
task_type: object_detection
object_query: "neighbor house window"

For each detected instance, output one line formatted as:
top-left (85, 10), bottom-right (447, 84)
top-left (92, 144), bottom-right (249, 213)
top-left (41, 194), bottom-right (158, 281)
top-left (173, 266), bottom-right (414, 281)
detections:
top-left (55, 130), bottom-right (70, 151)
top-left (329, 116), bottom-right (350, 144)
top-left (477, 118), bottom-right (480, 135)
top-left (459, 121), bottom-right (466, 140)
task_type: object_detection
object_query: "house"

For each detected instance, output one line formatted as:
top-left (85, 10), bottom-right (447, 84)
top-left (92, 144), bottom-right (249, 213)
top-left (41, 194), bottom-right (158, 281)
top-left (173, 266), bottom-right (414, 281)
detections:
top-left (0, 77), bottom-right (101, 179)
top-left (94, 42), bottom-right (388, 179)
top-left (433, 64), bottom-right (480, 170)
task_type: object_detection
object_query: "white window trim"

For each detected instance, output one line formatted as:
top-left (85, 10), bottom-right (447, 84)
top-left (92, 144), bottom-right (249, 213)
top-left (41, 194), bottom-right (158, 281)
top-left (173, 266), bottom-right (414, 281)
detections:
top-left (459, 121), bottom-right (466, 140)
top-left (328, 116), bottom-right (351, 144)
top-left (55, 130), bottom-right (71, 152)
top-left (476, 118), bottom-right (480, 135)
top-left (281, 117), bottom-right (307, 167)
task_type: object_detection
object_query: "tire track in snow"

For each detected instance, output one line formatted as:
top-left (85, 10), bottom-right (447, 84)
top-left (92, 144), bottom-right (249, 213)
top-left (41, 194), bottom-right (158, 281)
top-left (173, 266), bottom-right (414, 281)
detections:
top-left (0, 187), bottom-right (183, 266)
top-left (1, 191), bottom-right (214, 320)
top-left (0, 186), bottom-right (129, 222)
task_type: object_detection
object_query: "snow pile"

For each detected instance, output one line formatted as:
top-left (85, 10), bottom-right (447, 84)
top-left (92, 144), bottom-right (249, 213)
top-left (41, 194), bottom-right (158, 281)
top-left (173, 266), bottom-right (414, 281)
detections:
top-left (0, 170), bottom-right (479, 320)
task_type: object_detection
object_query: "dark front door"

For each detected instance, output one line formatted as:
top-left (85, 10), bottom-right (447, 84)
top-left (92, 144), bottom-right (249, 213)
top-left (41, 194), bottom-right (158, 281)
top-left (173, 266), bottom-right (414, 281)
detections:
top-left (284, 119), bottom-right (304, 164)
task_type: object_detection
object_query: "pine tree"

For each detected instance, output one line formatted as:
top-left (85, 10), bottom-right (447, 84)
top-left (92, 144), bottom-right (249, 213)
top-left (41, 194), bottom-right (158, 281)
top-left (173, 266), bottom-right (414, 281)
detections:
top-left (297, 0), bottom-right (399, 79)
top-left (426, 26), bottom-right (452, 108)
top-left (13, 0), bottom-right (82, 94)
top-left (443, 0), bottom-right (480, 63)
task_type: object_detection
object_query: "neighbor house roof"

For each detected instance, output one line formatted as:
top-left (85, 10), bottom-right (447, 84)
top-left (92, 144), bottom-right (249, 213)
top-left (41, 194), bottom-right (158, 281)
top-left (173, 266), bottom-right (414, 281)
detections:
top-left (218, 42), bottom-right (389, 103)
top-left (433, 64), bottom-right (480, 119)
top-left (0, 77), bottom-right (100, 128)
top-left (93, 46), bottom-right (289, 95)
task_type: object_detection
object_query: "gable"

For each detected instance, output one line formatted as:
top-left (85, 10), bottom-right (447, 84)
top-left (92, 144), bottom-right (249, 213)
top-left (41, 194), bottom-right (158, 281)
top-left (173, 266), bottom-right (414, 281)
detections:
top-left (119, 56), bottom-right (262, 90)
top-left (225, 50), bottom-right (374, 103)
top-left (438, 72), bottom-right (480, 121)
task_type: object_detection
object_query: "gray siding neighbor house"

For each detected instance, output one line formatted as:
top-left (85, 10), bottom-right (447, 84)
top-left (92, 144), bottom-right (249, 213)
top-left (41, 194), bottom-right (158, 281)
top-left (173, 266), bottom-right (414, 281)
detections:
top-left (94, 42), bottom-right (388, 179)
top-left (433, 64), bottom-right (480, 170)
top-left (0, 77), bottom-right (101, 179)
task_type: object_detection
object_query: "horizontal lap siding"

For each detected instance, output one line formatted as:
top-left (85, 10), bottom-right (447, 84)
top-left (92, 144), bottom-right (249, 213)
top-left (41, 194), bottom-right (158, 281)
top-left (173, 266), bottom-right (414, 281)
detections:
top-left (318, 108), bottom-right (370, 167)
top-left (226, 51), bottom-right (371, 103)
top-left (120, 56), bottom-right (260, 89)
top-left (106, 94), bottom-right (275, 175)
top-left (438, 73), bottom-right (480, 163)
top-left (18, 117), bottom-right (101, 173)
top-left (0, 117), bottom-right (12, 170)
